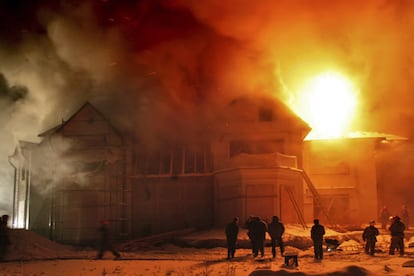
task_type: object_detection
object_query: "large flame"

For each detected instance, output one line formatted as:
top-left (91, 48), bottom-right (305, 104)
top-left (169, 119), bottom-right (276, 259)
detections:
top-left (291, 72), bottom-right (358, 140)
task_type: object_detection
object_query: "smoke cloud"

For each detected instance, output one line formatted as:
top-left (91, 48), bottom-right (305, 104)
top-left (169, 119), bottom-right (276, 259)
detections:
top-left (1, 0), bottom-right (414, 214)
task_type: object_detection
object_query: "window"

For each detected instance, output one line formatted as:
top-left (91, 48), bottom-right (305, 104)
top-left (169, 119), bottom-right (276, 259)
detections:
top-left (133, 144), bottom-right (212, 175)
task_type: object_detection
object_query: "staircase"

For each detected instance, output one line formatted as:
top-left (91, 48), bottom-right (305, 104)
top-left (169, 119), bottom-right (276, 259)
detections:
top-left (280, 167), bottom-right (332, 225)
top-left (285, 185), bottom-right (307, 229)
top-left (299, 169), bottom-right (331, 225)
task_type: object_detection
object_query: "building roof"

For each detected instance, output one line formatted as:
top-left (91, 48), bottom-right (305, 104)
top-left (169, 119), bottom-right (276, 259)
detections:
top-left (37, 102), bottom-right (120, 137)
top-left (306, 131), bottom-right (408, 142)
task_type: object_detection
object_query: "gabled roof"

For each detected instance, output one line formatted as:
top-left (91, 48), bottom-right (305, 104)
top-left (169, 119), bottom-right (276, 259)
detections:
top-left (38, 102), bottom-right (121, 137)
top-left (226, 95), bottom-right (311, 129)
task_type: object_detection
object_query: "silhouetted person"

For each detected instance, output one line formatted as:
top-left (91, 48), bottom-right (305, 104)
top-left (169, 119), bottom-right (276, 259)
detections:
top-left (311, 219), bottom-right (325, 260)
top-left (389, 216), bottom-right (405, 256)
top-left (225, 217), bottom-right (239, 259)
top-left (245, 216), bottom-right (255, 255)
top-left (267, 216), bottom-right (285, 258)
top-left (0, 214), bottom-right (10, 260)
top-left (363, 220), bottom-right (379, 256)
top-left (380, 205), bottom-right (390, 230)
top-left (400, 204), bottom-right (409, 230)
top-left (250, 216), bottom-right (267, 258)
top-left (97, 219), bottom-right (121, 259)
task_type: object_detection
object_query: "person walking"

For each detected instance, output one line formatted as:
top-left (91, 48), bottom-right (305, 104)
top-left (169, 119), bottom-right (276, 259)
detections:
top-left (267, 216), bottom-right (285, 258)
top-left (362, 220), bottom-right (379, 256)
top-left (225, 217), bottom-right (239, 259)
top-left (389, 216), bottom-right (405, 256)
top-left (96, 219), bottom-right (121, 260)
top-left (250, 216), bottom-right (267, 258)
top-left (311, 219), bottom-right (325, 260)
top-left (380, 205), bottom-right (390, 230)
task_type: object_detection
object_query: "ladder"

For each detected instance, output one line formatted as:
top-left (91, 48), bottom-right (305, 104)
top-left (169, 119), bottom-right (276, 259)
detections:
top-left (300, 170), bottom-right (331, 225)
top-left (285, 186), bottom-right (307, 229)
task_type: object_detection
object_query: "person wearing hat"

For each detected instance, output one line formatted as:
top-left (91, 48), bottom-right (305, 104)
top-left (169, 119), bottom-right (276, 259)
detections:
top-left (267, 215), bottom-right (285, 258)
top-left (362, 220), bottom-right (379, 256)
top-left (389, 215), bottom-right (405, 256)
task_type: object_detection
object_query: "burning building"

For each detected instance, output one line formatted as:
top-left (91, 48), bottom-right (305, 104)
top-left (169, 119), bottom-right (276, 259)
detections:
top-left (8, 95), bottom-right (412, 245)
top-left (9, 96), bottom-right (312, 244)
top-left (303, 134), bottom-right (408, 226)
top-left (2, 0), bottom-right (414, 246)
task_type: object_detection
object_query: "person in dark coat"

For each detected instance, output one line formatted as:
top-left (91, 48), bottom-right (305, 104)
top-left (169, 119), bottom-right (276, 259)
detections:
top-left (311, 219), bottom-right (325, 260)
top-left (225, 217), bottom-right (239, 259)
top-left (389, 216), bottom-right (405, 256)
top-left (362, 220), bottom-right (379, 255)
top-left (250, 216), bottom-right (267, 258)
top-left (96, 219), bottom-right (121, 259)
top-left (245, 216), bottom-right (255, 255)
top-left (267, 216), bottom-right (285, 258)
top-left (0, 214), bottom-right (10, 260)
top-left (380, 205), bottom-right (391, 230)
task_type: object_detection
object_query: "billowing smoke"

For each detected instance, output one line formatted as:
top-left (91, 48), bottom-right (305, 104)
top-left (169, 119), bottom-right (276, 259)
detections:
top-left (0, 73), bottom-right (28, 213)
top-left (1, 0), bottom-right (414, 214)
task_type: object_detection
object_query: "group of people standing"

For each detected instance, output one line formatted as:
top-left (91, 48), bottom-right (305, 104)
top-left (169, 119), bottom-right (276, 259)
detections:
top-left (362, 215), bottom-right (407, 256)
top-left (225, 215), bottom-right (285, 260)
top-left (225, 212), bottom-right (410, 261)
top-left (225, 215), bottom-right (324, 260)
top-left (245, 215), bottom-right (285, 259)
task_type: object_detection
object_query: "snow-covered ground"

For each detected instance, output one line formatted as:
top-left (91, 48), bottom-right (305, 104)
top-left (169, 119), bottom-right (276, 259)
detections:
top-left (2, 224), bottom-right (414, 275)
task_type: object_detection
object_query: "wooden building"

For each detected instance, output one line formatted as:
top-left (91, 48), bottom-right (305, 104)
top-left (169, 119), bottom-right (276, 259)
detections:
top-left (9, 97), bottom-right (312, 244)
top-left (303, 134), bottom-right (408, 225)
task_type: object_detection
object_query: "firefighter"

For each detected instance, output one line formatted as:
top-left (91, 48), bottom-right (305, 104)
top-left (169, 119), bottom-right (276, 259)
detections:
top-left (267, 216), bottom-right (285, 258)
top-left (311, 219), bottom-right (325, 260)
top-left (245, 216), bottom-right (255, 255)
top-left (225, 217), bottom-right (239, 259)
top-left (389, 216), bottom-right (405, 256)
top-left (362, 220), bottom-right (379, 256)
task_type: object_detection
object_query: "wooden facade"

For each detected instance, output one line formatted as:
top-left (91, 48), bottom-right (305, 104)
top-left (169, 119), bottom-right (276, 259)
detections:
top-left (10, 97), bottom-right (311, 244)
top-left (303, 136), bottom-right (408, 226)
